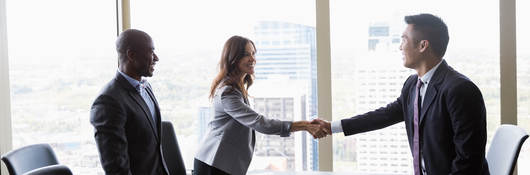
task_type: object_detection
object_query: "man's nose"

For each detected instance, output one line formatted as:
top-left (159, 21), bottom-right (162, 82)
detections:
top-left (154, 53), bottom-right (159, 61)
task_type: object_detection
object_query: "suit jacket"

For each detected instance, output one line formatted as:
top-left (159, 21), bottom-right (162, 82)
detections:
top-left (341, 60), bottom-right (489, 175)
top-left (195, 85), bottom-right (292, 175)
top-left (90, 72), bottom-right (169, 175)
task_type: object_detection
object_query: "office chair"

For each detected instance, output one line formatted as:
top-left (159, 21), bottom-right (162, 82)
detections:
top-left (486, 124), bottom-right (529, 175)
top-left (1, 143), bottom-right (62, 175)
top-left (23, 164), bottom-right (73, 175)
top-left (162, 121), bottom-right (187, 175)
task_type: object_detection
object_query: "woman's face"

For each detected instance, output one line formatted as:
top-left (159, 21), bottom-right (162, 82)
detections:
top-left (237, 42), bottom-right (256, 75)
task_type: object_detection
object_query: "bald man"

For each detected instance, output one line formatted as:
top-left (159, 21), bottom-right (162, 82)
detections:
top-left (90, 29), bottom-right (169, 175)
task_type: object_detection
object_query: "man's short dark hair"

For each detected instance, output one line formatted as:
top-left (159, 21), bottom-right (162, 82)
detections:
top-left (405, 13), bottom-right (449, 58)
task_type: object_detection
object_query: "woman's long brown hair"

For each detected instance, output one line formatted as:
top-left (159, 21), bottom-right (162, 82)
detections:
top-left (209, 36), bottom-right (256, 100)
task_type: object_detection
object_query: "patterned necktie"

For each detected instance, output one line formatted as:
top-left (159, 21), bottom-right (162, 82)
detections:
top-left (413, 78), bottom-right (423, 175)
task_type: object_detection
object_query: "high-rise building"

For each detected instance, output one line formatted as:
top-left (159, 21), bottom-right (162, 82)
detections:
top-left (253, 21), bottom-right (318, 170)
top-left (248, 80), bottom-right (315, 171)
top-left (368, 22), bottom-right (401, 52)
top-left (354, 23), bottom-right (414, 175)
top-left (253, 21), bottom-right (317, 117)
top-left (252, 97), bottom-right (297, 170)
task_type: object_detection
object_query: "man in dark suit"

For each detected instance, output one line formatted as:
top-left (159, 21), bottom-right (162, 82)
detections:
top-left (90, 29), bottom-right (169, 175)
top-left (314, 14), bottom-right (489, 175)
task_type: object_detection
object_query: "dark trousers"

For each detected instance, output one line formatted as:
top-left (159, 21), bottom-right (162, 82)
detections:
top-left (193, 158), bottom-right (230, 175)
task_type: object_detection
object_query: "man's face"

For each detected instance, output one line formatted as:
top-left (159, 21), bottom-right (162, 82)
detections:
top-left (132, 38), bottom-right (158, 78)
top-left (399, 24), bottom-right (422, 69)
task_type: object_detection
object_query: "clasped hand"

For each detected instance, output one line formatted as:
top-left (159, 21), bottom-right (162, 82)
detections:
top-left (292, 119), bottom-right (331, 139)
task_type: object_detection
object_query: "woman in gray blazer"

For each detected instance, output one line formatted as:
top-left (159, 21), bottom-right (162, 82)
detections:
top-left (194, 36), bottom-right (327, 175)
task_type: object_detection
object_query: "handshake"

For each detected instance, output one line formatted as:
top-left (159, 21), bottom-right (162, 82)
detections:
top-left (292, 119), bottom-right (332, 139)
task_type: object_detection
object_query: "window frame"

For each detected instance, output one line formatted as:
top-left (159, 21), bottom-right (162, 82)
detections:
top-left (1, 0), bottom-right (13, 174)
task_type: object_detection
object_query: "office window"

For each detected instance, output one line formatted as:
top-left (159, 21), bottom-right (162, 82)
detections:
top-left (517, 0), bottom-right (530, 173)
top-left (330, 0), bottom-right (499, 173)
top-left (6, 0), bottom-right (115, 174)
top-left (130, 0), bottom-right (317, 171)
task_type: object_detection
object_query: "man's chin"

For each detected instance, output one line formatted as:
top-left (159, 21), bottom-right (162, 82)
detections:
top-left (403, 61), bottom-right (412, 69)
top-left (143, 72), bottom-right (153, 77)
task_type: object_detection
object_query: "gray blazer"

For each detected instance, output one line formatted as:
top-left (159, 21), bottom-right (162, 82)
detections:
top-left (195, 85), bottom-right (292, 175)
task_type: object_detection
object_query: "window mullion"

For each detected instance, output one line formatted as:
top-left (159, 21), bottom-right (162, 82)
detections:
top-left (316, 0), bottom-right (333, 171)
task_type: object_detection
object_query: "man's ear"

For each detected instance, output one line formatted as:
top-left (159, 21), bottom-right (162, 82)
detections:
top-left (126, 49), bottom-right (135, 62)
top-left (419, 40), bottom-right (429, 53)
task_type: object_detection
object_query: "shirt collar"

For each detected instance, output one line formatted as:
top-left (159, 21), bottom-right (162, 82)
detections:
top-left (419, 59), bottom-right (443, 85)
top-left (117, 70), bottom-right (146, 91)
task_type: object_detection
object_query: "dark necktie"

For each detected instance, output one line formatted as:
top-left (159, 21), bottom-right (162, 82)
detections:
top-left (413, 78), bottom-right (423, 175)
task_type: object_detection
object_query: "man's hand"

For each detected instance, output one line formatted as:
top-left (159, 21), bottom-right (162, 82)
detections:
top-left (311, 118), bottom-right (331, 136)
top-left (305, 123), bottom-right (328, 139)
top-left (290, 121), bottom-right (330, 139)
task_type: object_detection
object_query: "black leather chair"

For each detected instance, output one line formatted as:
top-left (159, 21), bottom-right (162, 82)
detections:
top-left (1, 143), bottom-right (62, 175)
top-left (161, 121), bottom-right (187, 175)
top-left (23, 164), bottom-right (73, 175)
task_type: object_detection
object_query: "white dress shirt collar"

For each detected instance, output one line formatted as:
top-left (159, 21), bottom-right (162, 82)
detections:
top-left (419, 59), bottom-right (443, 84)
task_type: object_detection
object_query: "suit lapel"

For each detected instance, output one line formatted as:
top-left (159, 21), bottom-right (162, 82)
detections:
top-left (419, 85), bottom-right (437, 124)
top-left (128, 91), bottom-right (159, 140)
top-left (145, 85), bottom-right (162, 138)
top-left (116, 73), bottom-right (160, 140)
top-left (145, 84), bottom-right (160, 112)
top-left (419, 60), bottom-right (448, 125)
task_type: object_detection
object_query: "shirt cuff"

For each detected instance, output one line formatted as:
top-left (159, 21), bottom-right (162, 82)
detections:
top-left (331, 120), bottom-right (343, 133)
top-left (280, 121), bottom-right (292, 137)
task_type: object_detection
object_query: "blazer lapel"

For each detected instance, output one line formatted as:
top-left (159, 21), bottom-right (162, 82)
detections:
top-left (145, 84), bottom-right (160, 112)
top-left (419, 85), bottom-right (437, 124)
top-left (419, 60), bottom-right (448, 124)
top-left (128, 91), bottom-right (159, 140)
top-left (116, 73), bottom-right (159, 140)
top-left (145, 85), bottom-right (162, 138)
